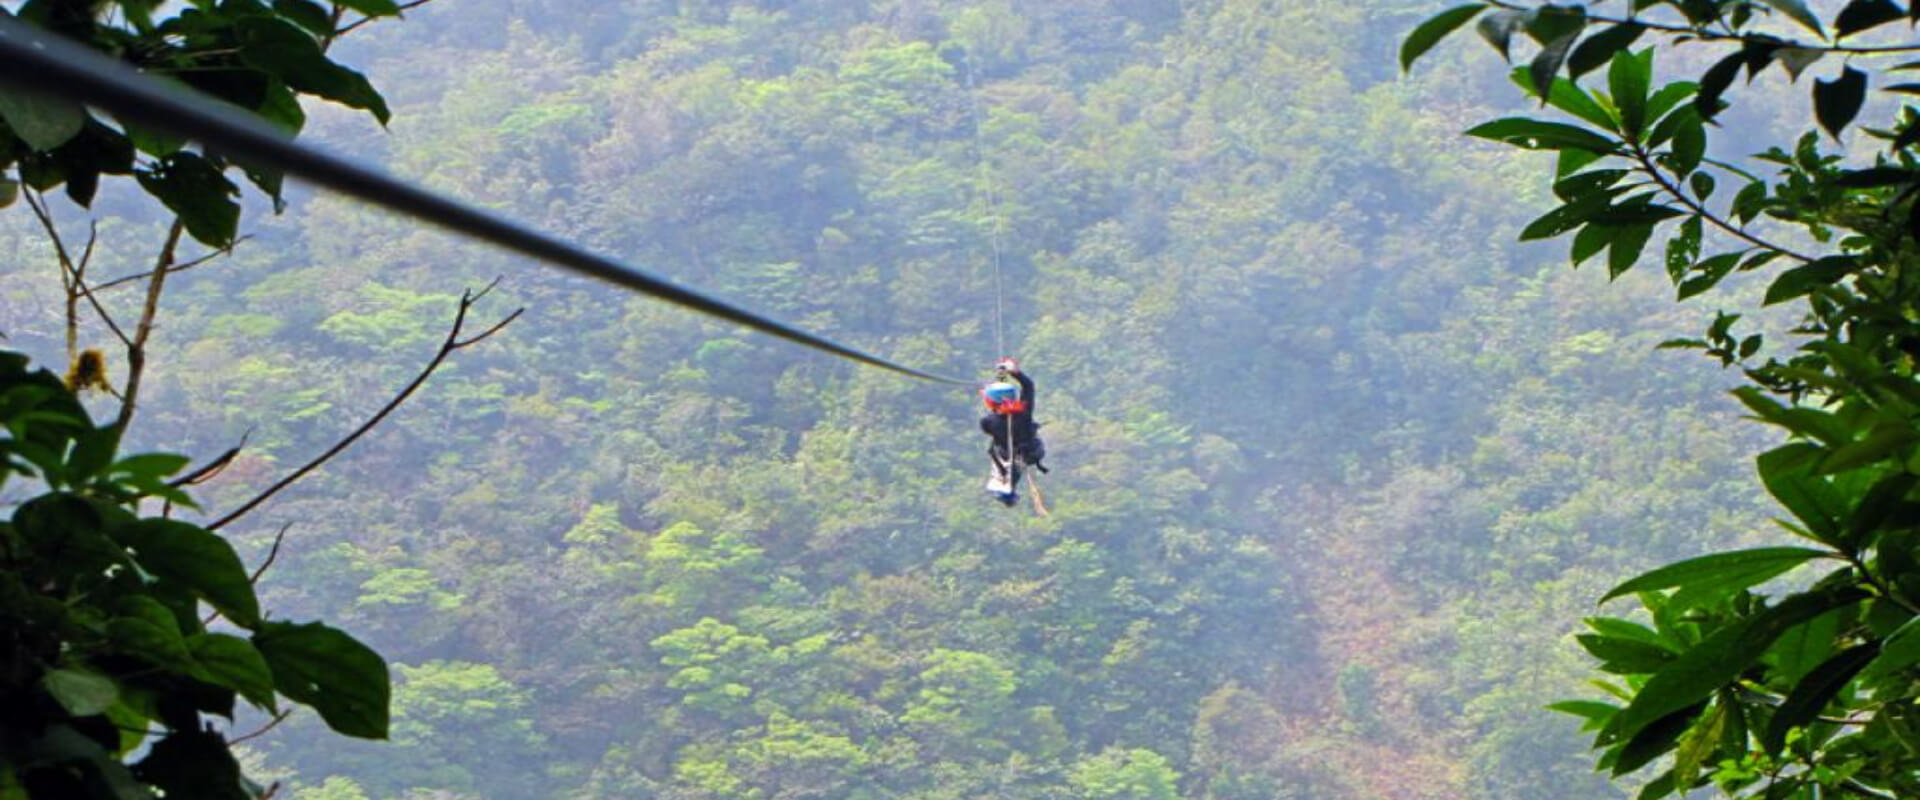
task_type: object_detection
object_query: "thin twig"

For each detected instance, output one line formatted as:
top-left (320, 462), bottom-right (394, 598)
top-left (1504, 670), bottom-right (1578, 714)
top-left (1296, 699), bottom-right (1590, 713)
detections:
top-left (72, 221), bottom-right (98, 355)
top-left (114, 221), bottom-right (184, 432)
top-left (328, 0), bottom-right (439, 43)
top-left (203, 521), bottom-right (290, 624)
top-left (207, 283), bottom-right (521, 531)
top-left (249, 523), bottom-right (291, 584)
top-left (1485, 0), bottom-right (1920, 55)
top-left (1633, 147), bottom-right (1815, 264)
top-left (226, 710), bottom-right (292, 746)
top-left (23, 191), bottom-right (130, 352)
top-left (92, 236), bottom-right (248, 292)
top-left (23, 188), bottom-right (80, 358)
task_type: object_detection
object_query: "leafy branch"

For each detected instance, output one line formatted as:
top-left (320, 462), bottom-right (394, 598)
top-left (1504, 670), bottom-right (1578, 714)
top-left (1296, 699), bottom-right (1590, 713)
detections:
top-left (1480, 0), bottom-right (1920, 55)
top-left (1630, 145), bottom-right (1814, 263)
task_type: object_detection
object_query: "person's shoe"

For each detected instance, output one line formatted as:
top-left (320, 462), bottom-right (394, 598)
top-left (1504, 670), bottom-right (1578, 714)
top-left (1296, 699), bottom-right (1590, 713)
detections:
top-left (996, 492), bottom-right (1018, 507)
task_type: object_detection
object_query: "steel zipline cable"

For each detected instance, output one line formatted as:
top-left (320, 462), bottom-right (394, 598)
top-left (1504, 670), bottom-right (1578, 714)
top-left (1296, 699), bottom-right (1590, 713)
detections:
top-left (0, 17), bottom-right (971, 386)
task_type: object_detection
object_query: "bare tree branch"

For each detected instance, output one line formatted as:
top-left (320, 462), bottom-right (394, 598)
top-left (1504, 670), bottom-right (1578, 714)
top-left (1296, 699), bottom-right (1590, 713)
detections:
top-left (249, 523), bottom-right (291, 585)
top-left (24, 190), bottom-right (130, 353)
top-left (207, 283), bottom-right (521, 531)
top-left (92, 235), bottom-right (248, 292)
top-left (226, 710), bottom-right (292, 746)
top-left (329, 0), bottom-right (440, 42)
top-left (114, 220), bottom-right (184, 432)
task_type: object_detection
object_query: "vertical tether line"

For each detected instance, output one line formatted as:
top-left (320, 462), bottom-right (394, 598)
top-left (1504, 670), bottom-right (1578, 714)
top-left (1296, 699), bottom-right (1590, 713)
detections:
top-left (964, 60), bottom-right (1009, 358)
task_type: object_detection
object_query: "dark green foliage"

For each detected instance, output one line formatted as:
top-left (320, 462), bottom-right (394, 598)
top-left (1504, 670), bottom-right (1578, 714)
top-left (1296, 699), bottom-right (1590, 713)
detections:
top-left (2, 2), bottom-right (404, 797)
top-left (0, 0), bottom-right (393, 245)
top-left (1407, 1), bottom-right (1920, 796)
top-left (0, 351), bottom-right (389, 799)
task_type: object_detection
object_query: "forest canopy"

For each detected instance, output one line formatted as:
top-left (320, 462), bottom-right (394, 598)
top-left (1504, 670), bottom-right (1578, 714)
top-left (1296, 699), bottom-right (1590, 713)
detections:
top-left (0, 0), bottom-right (1830, 798)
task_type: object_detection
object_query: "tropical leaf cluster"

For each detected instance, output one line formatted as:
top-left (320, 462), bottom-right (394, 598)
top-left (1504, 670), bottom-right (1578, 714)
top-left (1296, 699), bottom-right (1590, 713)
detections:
top-left (1409, 1), bottom-right (1920, 796)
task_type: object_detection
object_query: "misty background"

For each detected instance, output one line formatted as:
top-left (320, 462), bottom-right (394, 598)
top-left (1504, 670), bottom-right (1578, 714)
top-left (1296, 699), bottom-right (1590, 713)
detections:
top-left (0, 0), bottom-right (1798, 797)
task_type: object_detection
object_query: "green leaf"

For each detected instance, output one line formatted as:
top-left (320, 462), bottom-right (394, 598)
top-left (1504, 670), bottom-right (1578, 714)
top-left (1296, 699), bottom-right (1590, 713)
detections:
top-left (1529, 31), bottom-right (1581, 102)
top-left (272, 0), bottom-right (335, 35)
top-left (1580, 633), bottom-right (1678, 673)
top-left (1861, 616), bottom-right (1920, 681)
top-left (1614, 703), bottom-right (1704, 776)
top-left (1763, 644), bottom-right (1878, 755)
top-left (40, 668), bottom-right (119, 716)
top-left (1836, 0), bottom-right (1904, 37)
top-left (1689, 172), bottom-right (1714, 199)
top-left (1524, 4), bottom-right (1585, 45)
top-left (1634, 770), bottom-right (1677, 800)
top-left (1601, 547), bottom-right (1828, 604)
top-left (135, 153), bottom-right (240, 248)
top-left (1608, 223), bottom-right (1653, 279)
top-left (1764, 255), bottom-right (1856, 305)
top-left (1759, 0), bottom-right (1827, 35)
top-left (68, 424), bottom-right (123, 486)
top-left (1666, 110), bottom-right (1706, 177)
top-left (255, 621), bottom-right (390, 739)
top-left (114, 519), bottom-right (260, 628)
top-left (1644, 82), bottom-right (1699, 131)
top-left (1568, 23), bottom-right (1645, 82)
top-left (1775, 48), bottom-right (1825, 82)
top-left (1476, 9), bottom-right (1531, 61)
top-left (1466, 117), bottom-right (1618, 154)
top-left (1759, 443), bottom-right (1862, 548)
top-left (133, 729), bottom-right (250, 800)
top-left (1836, 166), bottom-right (1918, 187)
top-left (1665, 216), bottom-right (1702, 281)
top-left (334, 0), bottom-right (402, 16)
top-left (1522, 191), bottom-right (1616, 241)
top-left (255, 81), bottom-right (308, 136)
top-left (1554, 168), bottom-right (1630, 201)
top-left (1770, 607), bottom-right (1843, 685)
top-left (1548, 699), bottom-right (1619, 731)
top-left (1401, 4), bottom-right (1486, 71)
top-left (1610, 587), bottom-right (1868, 742)
top-left (0, 85), bottom-right (86, 151)
top-left (1678, 252), bottom-right (1741, 300)
top-left (187, 633), bottom-right (277, 711)
top-left (235, 17), bottom-right (391, 125)
top-left (1696, 52), bottom-right (1744, 120)
top-left (1671, 701), bottom-right (1728, 786)
top-left (122, 122), bottom-right (185, 158)
top-left (1732, 180), bottom-right (1770, 223)
top-left (1848, 472), bottom-right (1917, 547)
top-left (1510, 68), bottom-right (1618, 129)
top-left (1815, 66), bottom-right (1869, 140)
top-left (1819, 422), bottom-right (1920, 474)
top-left (108, 615), bottom-right (192, 669)
top-left (1573, 223), bottom-right (1617, 266)
top-left (1610, 48), bottom-right (1652, 138)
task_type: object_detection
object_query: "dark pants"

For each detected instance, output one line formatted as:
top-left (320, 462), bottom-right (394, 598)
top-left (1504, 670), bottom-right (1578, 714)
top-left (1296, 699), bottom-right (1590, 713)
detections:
top-left (982, 414), bottom-right (1045, 477)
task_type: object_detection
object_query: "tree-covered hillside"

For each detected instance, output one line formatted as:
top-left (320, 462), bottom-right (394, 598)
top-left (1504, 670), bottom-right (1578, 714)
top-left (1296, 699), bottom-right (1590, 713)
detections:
top-left (1, 0), bottom-right (1783, 797)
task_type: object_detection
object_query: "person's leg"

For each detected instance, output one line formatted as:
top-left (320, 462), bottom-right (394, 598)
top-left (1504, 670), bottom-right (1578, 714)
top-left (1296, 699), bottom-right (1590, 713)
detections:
top-left (1021, 437), bottom-right (1046, 472)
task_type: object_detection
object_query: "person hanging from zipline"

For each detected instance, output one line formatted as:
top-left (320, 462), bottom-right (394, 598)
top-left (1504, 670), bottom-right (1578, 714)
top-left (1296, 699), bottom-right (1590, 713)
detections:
top-left (980, 357), bottom-right (1046, 506)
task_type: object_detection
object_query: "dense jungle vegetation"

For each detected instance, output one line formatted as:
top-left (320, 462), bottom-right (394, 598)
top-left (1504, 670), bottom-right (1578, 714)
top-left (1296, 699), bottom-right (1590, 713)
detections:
top-left (1, 0), bottom-right (1842, 797)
